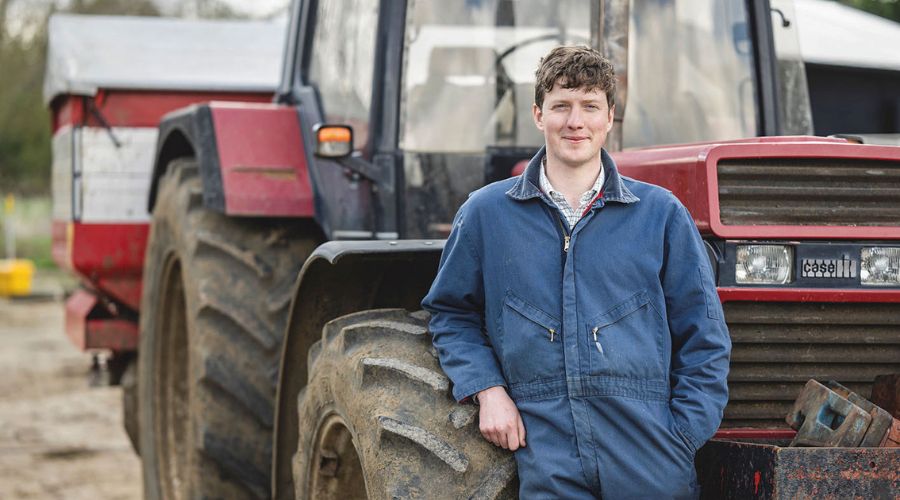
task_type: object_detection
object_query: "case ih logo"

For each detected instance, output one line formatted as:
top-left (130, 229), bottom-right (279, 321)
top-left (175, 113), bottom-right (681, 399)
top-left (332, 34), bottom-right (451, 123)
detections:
top-left (800, 256), bottom-right (857, 279)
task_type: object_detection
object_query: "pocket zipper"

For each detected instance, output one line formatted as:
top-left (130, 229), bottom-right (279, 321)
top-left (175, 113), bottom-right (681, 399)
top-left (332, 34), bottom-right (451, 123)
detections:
top-left (548, 328), bottom-right (556, 342)
top-left (592, 326), bottom-right (603, 354)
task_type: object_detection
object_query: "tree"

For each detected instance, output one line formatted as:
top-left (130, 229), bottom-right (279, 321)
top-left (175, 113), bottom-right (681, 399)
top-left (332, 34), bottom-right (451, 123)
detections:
top-left (837, 0), bottom-right (900, 23)
top-left (0, 0), bottom-right (8, 44)
top-left (174, 0), bottom-right (238, 19)
top-left (68, 0), bottom-right (161, 16)
top-left (0, 17), bottom-right (50, 195)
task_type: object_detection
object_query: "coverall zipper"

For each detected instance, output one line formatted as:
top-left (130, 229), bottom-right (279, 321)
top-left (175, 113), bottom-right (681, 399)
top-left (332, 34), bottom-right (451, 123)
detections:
top-left (555, 214), bottom-right (571, 252)
top-left (551, 189), bottom-right (603, 254)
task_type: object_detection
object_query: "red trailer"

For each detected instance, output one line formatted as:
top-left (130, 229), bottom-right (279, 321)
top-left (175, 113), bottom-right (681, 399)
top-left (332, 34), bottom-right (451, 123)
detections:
top-left (45, 13), bottom-right (288, 444)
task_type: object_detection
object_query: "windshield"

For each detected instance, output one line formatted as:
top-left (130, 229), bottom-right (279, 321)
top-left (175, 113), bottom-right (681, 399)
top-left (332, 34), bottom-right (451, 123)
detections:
top-left (401, 0), bottom-right (765, 153)
top-left (622, 0), bottom-right (758, 148)
top-left (401, 0), bottom-right (591, 153)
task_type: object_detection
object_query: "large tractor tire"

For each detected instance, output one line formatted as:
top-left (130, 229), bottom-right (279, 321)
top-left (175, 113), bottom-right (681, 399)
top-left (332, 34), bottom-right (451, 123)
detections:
top-left (293, 309), bottom-right (518, 499)
top-left (138, 159), bottom-right (320, 499)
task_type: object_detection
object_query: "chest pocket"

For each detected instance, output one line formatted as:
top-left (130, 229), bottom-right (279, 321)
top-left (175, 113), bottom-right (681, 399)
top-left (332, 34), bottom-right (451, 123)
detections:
top-left (500, 291), bottom-right (564, 384)
top-left (586, 290), bottom-right (666, 379)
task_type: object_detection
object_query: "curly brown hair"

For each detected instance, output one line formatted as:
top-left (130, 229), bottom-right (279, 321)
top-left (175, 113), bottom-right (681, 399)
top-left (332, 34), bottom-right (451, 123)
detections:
top-left (534, 45), bottom-right (616, 109)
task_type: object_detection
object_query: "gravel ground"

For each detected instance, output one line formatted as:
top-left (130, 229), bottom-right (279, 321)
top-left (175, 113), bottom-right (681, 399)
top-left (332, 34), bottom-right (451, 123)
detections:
top-left (0, 272), bottom-right (141, 499)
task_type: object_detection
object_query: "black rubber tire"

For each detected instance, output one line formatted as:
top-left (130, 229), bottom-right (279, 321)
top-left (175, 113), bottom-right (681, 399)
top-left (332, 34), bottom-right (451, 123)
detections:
top-left (138, 159), bottom-right (320, 499)
top-left (121, 358), bottom-right (140, 455)
top-left (293, 309), bottom-right (518, 500)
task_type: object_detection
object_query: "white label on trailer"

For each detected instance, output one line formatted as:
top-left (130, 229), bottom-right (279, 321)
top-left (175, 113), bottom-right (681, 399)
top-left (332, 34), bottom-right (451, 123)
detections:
top-left (51, 127), bottom-right (74, 221)
top-left (52, 126), bottom-right (160, 223)
top-left (79, 127), bottom-right (158, 222)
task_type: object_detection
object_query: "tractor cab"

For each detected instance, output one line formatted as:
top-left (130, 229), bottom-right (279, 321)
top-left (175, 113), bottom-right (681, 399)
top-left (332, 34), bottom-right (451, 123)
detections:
top-left (281, 0), bottom-right (814, 240)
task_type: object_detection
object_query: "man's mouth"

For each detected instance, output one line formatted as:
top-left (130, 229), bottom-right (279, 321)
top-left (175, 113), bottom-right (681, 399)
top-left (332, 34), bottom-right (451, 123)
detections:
top-left (563, 136), bottom-right (588, 143)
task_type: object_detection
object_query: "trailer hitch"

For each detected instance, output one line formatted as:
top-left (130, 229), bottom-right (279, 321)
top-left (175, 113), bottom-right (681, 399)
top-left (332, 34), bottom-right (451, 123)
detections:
top-left (786, 379), bottom-right (900, 448)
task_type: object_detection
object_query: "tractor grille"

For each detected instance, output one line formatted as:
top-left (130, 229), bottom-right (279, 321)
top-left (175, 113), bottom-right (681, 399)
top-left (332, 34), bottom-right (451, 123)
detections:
top-left (717, 158), bottom-right (900, 226)
top-left (722, 301), bottom-right (900, 428)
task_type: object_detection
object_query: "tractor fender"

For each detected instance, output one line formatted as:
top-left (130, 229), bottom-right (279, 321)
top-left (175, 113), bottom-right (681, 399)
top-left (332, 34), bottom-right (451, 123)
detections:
top-left (148, 101), bottom-right (315, 218)
top-left (271, 239), bottom-right (444, 499)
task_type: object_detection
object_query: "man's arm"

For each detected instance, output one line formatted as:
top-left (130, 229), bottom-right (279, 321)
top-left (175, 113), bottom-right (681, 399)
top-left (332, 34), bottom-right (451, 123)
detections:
top-left (422, 208), bottom-right (526, 450)
top-left (661, 203), bottom-right (731, 452)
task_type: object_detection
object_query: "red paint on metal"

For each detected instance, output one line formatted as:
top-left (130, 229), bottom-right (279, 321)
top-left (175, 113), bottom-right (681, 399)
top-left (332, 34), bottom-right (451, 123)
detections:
top-left (753, 471), bottom-right (761, 494)
top-left (69, 222), bottom-right (148, 310)
top-left (613, 136), bottom-right (900, 239)
top-left (784, 455), bottom-right (900, 480)
top-left (703, 141), bottom-right (900, 240)
top-left (65, 289), bottom-right (96, 350)
top-left (51, 97), bottom-right (85, 133)
top-left (65, 289), bottom-right (139, 351)
top-left (94, 276), bottom-right (143, 312)
top-left (872, 375), bottom-right (900, 419)
top-left (50, 90), bottom-right (273, 133)
top-left (511, 160), bottom-right (528, 177)
top-left (209, 101), bottom-right (314, 217)
top-left (838, 467), bottom-right (899, 481)
top-left (715, 429), bottom-right (797, 440)
top-left (718, 288), bottom-right (900, 303)
top-left (85, 319), bottom-right (139, 351)
top-left (51, 220), bottom-right (70, 272)
top-left (614, 142), bottom-right (715, 232)
top-left (71, 223), bottom-right (147, 273)
top-left (882, 418), bottom-right (900, 447)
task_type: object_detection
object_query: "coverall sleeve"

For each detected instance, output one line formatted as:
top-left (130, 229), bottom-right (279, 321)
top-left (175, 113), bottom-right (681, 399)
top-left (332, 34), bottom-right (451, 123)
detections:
top-left (421, 208), bottom-right (507, 403)
top-left (662, 203), bottom-right (731, 452)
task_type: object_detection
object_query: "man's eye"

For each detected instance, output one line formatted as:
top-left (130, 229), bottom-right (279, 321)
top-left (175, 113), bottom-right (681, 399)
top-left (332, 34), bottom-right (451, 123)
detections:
top-left (553, 104), bottom-right (568, 110)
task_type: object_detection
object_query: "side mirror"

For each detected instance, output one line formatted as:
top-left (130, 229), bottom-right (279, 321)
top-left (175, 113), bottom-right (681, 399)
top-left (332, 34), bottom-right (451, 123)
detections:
top-left (314, 124), bottom-right (353, 158)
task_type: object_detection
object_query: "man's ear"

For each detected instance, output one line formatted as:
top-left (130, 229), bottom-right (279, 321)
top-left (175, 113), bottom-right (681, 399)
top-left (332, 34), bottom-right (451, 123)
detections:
top-left (532, 103), bottom-right (544, 131)
top-left (607, 104), bottom-right (615, 132)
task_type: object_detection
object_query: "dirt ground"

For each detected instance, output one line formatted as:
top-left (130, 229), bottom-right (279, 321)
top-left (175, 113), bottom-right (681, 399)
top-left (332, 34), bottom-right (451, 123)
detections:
top-left (0, 272), bottom-right (141, 499)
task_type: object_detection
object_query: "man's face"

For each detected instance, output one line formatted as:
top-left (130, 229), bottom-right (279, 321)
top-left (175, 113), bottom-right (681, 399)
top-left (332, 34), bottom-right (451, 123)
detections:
top-left (532, 84), bottom-right (614, 171)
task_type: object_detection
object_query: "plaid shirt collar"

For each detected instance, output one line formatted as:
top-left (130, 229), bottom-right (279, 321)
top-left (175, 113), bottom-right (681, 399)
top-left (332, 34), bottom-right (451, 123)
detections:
top-left (539, 157), bottom-right (605, 229)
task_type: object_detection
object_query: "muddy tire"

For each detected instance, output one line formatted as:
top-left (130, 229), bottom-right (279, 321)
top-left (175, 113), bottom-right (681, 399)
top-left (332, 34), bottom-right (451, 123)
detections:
top-left (293, 309), bottom-right (518, 499)
top-left (138, 159), bottom-right (320, 499)
top-left (121, 359), bottom-right (139, 455)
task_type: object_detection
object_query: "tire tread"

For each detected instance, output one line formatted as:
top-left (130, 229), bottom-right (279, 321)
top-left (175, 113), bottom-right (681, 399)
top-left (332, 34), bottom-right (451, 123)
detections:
top-left (139, 159), bottom-right (319, 499)
top-left (293, 309), bottom-right (518, 499)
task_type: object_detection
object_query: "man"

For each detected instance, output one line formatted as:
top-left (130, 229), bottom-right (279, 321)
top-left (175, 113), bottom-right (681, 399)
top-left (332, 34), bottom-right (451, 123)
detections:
top-left (422, 46), bottom-right (731, 498)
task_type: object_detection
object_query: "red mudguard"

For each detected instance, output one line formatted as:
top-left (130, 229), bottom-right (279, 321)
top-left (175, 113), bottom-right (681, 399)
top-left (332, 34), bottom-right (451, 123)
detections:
top-left (207, 101), bottom-right (314, 217)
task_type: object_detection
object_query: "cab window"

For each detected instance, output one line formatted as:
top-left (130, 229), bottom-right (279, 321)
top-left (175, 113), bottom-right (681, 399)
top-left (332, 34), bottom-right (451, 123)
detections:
top-left (401, 0), bottom-right (591, 153)
top-left (307, 0), bottom-right (379, 150)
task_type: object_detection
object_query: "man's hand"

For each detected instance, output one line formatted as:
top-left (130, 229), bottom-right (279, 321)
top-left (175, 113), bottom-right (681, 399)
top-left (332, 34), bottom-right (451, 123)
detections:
top-left (476, 386), bottom-right (526, 451)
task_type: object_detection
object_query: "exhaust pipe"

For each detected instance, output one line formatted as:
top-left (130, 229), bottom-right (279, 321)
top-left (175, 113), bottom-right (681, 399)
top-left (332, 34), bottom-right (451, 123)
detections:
top-left (594, 0), bottom-right (629, 152)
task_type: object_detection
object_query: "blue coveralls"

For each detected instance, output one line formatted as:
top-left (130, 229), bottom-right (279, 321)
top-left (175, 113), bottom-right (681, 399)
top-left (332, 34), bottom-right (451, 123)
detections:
top-left (422, 147), bottom-right (731, 499)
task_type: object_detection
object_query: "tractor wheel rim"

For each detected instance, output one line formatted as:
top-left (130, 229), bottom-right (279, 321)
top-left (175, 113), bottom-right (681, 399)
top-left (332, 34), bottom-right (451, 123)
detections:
top-left (309, 413), bottom-right (366, 499)
top-left (155, 255), bottom-right (190, 500)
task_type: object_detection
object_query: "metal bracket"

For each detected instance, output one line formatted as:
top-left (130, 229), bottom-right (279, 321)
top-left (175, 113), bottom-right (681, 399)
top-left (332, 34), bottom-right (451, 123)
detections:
top-left (787, 379), bottom-right (900, 448)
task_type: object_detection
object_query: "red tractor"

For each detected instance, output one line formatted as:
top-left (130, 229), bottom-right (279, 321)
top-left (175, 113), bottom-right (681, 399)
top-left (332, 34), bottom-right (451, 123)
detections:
top-left (48, 1), bottom-right (899, 499)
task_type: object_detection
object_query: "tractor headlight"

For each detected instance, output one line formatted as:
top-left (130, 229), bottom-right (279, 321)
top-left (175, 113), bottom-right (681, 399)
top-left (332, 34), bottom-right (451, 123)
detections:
top-left (735, 245), bottom-right (793, 285)
top-left (861, 247), bottom-right (900, 286)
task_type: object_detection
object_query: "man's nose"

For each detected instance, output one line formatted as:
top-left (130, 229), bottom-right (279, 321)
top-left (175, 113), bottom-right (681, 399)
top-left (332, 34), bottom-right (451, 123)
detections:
top-left (566, 107), bottom-right (584, 128)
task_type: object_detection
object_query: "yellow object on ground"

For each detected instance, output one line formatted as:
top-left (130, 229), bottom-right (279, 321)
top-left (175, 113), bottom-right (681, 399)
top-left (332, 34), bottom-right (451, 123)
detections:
top-left (0, 259), bottom-right (34, 297)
